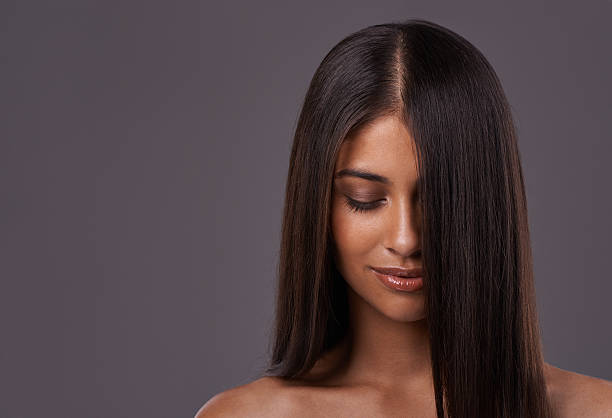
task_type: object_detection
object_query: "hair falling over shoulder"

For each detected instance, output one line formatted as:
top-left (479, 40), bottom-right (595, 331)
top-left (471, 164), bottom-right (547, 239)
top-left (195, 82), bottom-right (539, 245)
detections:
top-left (264, 18), bottom-right (554, 418)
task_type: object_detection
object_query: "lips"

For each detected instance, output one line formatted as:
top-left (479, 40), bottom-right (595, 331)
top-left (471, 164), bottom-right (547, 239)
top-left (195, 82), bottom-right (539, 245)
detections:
top-left (371, 266), bottom-right (423, 278)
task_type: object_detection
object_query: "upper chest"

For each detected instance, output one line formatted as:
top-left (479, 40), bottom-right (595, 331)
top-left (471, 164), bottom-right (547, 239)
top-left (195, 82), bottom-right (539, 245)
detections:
top-left (275, 384), bottom-right (437, 418)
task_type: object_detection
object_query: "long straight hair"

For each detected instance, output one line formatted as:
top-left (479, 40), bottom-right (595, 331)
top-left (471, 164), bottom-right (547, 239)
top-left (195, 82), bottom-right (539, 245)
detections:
top-left (265, 19), bottom-right (553, 418)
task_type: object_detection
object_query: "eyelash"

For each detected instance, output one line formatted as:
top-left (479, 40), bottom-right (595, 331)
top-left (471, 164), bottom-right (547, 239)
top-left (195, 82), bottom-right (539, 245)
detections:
top-left (343, 196), bottom-right (383, 213)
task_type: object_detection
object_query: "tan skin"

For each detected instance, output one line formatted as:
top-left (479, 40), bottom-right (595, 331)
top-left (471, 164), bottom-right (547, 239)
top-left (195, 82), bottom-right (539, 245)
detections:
top-left (197, 115), bottom-right (612, 417)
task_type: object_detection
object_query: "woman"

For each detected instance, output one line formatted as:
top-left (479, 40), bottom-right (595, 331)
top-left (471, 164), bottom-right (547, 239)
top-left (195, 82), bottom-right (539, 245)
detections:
top-left (197, 19), bottom-right (612, 417)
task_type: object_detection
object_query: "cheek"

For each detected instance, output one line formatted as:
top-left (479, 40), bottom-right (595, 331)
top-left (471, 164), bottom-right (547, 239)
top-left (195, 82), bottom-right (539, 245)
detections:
top-left (330, 199), bottom-right (380, 259)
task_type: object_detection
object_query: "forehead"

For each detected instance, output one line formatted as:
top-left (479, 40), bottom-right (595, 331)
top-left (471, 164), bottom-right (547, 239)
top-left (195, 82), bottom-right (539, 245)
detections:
top-left (335, 115), bottom-right (419, 184)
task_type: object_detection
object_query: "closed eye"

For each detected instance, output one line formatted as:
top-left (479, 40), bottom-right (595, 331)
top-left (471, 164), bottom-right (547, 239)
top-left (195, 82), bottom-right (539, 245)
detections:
top-left (343, 196), bottom-right (384, 213)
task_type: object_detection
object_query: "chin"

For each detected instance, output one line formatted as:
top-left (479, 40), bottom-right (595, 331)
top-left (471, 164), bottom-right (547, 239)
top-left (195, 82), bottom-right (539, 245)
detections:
top-left (381, 305), bottom-right (427, 322)
top-left (374, 285), bottom-right (427, 322)
top-left (345, 273), bottom-right (427, 322)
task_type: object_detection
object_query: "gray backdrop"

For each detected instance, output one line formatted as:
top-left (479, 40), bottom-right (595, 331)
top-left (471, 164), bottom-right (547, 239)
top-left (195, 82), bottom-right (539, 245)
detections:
top-left (1, 1), bottom-right (610, 417)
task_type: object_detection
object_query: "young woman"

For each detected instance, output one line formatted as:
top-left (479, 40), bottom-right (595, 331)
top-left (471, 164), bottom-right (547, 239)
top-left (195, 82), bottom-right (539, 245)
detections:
top-left (197, 19), bottom-right (612, 418)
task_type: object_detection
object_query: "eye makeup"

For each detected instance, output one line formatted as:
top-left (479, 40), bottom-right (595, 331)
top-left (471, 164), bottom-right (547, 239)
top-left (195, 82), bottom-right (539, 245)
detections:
top-left (343, 195), bottom-right (385, 213)
top-left (341, 190), bottom-right (421, 215)
top-left (334, 176), bottom-right (420, 214)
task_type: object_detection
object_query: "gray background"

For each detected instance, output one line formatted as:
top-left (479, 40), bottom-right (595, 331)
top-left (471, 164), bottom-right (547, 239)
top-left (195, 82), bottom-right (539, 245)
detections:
top-left (1, 1), bottom-right (610, 417)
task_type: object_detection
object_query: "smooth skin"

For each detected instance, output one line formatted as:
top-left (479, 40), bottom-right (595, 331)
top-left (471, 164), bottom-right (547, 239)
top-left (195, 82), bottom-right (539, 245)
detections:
top-left (196, 115), bottom-right (612, 417)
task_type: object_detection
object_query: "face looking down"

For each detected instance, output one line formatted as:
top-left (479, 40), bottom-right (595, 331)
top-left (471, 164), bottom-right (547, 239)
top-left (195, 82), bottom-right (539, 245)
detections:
top-left (331, 114), bottom-right (425, 323)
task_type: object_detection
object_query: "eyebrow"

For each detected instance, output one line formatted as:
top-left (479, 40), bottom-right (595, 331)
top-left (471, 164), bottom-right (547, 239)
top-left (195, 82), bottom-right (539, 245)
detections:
top-left (334, 168), bottom-right (391, 184)
top-left (334, 168), bottom-right (422, 190)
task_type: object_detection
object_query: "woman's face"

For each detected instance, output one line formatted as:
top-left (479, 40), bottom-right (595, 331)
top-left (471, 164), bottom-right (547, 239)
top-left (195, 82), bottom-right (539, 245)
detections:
top-left (331, 114), bottom-right (425, 322)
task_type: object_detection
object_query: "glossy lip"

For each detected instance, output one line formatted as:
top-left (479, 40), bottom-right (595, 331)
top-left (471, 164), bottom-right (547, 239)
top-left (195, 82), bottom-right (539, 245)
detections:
top-left (370, 266), bottom-right (424, 292)
top-left (370, 266), bottom-right (423, 278)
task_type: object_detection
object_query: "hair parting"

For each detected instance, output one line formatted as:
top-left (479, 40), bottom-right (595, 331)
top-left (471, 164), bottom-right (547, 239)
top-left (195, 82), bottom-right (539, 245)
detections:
top-left (265, 18), bottom-right (553, 418)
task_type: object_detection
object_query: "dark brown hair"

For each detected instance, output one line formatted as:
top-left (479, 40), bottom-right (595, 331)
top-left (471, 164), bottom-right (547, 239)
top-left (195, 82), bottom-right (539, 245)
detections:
top-left (265, 18), bottom-right (553, 418)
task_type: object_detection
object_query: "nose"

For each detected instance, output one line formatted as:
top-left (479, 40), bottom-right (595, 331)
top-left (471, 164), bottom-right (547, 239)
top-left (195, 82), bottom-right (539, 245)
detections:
top-left (384, 195), bottom-right (421, 259)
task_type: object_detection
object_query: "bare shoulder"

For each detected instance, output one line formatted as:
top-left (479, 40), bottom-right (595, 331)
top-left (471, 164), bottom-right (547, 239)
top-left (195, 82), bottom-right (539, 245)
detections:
top-left (194, 376), bottom-right (295, 418)
top-left (544, 362), bottom-right (612, 418)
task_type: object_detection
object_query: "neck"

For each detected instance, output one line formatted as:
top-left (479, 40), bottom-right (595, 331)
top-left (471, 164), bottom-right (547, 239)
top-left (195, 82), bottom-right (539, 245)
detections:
top-left (299, 286), bottom-right (432, 390)
top-left (339, 285), bottom-right (432, 389)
